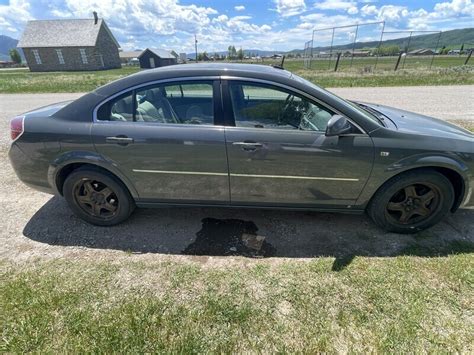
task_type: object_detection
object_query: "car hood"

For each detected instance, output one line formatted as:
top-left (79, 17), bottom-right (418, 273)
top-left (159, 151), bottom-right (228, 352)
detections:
top-left (360, 102), bottom-right (473, 140)
top-left (24, 100), bottom-right (74, 118)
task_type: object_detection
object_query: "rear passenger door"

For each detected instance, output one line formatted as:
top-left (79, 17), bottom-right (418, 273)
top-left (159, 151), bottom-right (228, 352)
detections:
top-left (91, 79), bottom-right (230, 204)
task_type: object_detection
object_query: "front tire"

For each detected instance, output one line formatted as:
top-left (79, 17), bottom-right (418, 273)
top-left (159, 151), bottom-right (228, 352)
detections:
top-left (367, 170), bottom-right (454, 234)
top-left (63, 167), bottom-right (135, 226)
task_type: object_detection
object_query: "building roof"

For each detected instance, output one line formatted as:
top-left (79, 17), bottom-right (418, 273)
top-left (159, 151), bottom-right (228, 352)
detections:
top-left (408, 48), bottom-right (434, 54)
top-left (139, 48), bottom-right (176, 59)
top-left (119, 50), bottom-right (143, 59)
top-left (18, 19), bottom-right (120, 48)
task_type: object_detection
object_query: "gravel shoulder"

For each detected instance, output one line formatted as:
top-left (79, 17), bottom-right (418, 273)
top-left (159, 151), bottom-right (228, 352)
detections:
top-left (0, 86), bottom-right (473, 266)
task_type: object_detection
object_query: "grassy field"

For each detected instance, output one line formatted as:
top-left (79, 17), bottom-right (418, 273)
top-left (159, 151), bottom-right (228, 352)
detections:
top-left (2, 252), bottom-right (473, 353)
top-left (0, 56), bottom-right (473, 93)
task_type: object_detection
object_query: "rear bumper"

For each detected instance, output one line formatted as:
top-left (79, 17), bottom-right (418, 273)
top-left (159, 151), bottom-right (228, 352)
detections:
top-left (8, 143), bottom-right (54, 194)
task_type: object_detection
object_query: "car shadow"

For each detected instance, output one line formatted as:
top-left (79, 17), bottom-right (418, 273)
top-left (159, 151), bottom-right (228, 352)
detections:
top-left (23, 196), bottom-right (474, 270)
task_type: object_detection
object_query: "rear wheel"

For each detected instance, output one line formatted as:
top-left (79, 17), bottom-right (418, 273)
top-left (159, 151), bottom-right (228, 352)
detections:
top-left (63, 167), bottom-right (135, 226)
top-left (368, 170), bottom-right (454, 233)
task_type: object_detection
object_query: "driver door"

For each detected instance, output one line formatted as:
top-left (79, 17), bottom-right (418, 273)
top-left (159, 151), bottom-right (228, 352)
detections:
top-left (223, 80), bottom-right (374, 208)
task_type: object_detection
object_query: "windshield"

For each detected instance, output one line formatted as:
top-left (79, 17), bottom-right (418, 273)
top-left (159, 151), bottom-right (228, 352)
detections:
top-left (291, 73), bottom-right (383, 125)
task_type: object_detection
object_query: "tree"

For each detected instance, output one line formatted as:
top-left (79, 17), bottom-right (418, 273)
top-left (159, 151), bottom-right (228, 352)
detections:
top-left (237, 48), bottom-right (244, 61)
top-left (9, 49), bottom-right (22, 64)
top-left (197, 51), bottom-right (208, 61)
top-left (373, 45), bottom-right (400, 56)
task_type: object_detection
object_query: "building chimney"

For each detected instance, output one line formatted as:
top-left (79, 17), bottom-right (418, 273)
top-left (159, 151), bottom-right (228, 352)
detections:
top-left (93, 11), bottom-right (98, 25)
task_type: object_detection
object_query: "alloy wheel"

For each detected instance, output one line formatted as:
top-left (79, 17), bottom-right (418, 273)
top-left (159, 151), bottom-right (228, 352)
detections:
top-left (73, 178), bottom-right (119, 220)
top-left (385, 182), bottom-right (441, 225)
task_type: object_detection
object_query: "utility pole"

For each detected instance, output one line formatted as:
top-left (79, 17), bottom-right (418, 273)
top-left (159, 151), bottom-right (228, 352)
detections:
top-left (195, 34), bottom-right (198, 63)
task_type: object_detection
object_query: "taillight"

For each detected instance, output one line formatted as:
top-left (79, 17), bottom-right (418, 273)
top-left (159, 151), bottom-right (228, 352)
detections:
top-left (10, 116), bottom-right (24, 141)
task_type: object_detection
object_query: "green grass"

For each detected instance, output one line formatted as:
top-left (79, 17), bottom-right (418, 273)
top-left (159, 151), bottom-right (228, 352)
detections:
top-left (0, 56), bottom-right (473, 93)
top-left (1, 254), bottom-right (473, 352)
top-left (0, 67), bottom-right (140, 93)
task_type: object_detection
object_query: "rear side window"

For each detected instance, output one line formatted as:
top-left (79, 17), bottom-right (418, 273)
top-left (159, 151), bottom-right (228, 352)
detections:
top-left (96, 81), bottom-right (214, 125)
top-left (97, 92), bottom-right (134, 121)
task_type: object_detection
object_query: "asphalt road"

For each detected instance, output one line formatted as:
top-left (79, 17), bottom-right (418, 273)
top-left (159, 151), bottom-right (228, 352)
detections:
top-left (0, 86), bottom-right (473, 264)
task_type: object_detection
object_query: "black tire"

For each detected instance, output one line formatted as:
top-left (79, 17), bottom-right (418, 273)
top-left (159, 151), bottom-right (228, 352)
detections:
top-left (63, 167), bottom-right (135, 226)
top-left (367, 169), bottom-right (454, 234)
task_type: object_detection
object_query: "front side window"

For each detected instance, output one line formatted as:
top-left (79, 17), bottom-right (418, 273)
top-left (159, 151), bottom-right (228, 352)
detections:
top-left (229, 81), bottom-right (340, 132)
top-left (97, 80), bottom-right (214, 125)
top-left (56, 49), bottom-right (65, 64)
top-left (32, 49), bottom-right (42, 65)
top-left (79, 49), bottom-right (88, 64)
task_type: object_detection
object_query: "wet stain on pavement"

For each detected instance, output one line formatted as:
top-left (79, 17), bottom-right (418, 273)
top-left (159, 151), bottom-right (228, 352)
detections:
top-left (182, 217), bottom-right (276, 258)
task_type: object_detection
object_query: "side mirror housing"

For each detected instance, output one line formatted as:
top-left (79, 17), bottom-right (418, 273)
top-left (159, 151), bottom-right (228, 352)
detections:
top-left (325, 115), bottom-right (353, 136)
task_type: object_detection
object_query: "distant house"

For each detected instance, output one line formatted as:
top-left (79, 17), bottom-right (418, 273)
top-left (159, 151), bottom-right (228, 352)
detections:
top-left (119, 50), bottom-right (142, 65)
top-left (343, 49), bottom-right (371, 57)
top-left (408, 48), bottom-right (435, 56)
top-left (18, 12), bottom-right (121, 72)
top-left (448, 49), bottom-right (461, 55)
top-left (343, 49), bottom-right (372, 57)
top-left (138, 48), bottom-right (177, 69)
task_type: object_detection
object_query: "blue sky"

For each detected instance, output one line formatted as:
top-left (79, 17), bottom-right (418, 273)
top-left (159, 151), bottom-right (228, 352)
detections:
top-left (0, 0), bottom-right (472, 52)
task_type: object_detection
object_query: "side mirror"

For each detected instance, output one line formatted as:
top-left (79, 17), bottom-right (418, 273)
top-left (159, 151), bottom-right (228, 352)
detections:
top-left (325, 115), bottom-right (353, 136)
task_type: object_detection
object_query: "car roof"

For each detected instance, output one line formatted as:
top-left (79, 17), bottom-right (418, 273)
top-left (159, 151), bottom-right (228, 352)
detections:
top-left (133, 63), bottom-right (292, 79)
top-left (94, 63), bottom-right (293, 97)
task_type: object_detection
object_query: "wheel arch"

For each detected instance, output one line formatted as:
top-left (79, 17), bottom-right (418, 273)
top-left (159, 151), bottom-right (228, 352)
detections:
top-left (49, 152), bottom-right (139, 199)
top-left (367, 166), bottom-right (465, 212)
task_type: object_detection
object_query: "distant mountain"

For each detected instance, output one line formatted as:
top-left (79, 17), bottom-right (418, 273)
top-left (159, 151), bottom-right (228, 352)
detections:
top-left (288, 28), bottom-right (474, 54)
top-left (0, 35), bottom-right (21, 61)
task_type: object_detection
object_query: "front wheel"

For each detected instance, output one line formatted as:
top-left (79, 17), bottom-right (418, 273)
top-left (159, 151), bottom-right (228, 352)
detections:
top-left (63, 167), bottom-right (135, 226)
top-left (367, 170), bottom-right (454, 234)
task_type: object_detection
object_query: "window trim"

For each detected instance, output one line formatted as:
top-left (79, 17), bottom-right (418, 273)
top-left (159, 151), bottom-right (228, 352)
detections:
top-left (93, 76), bottom-right (220, 126)
top-left (55, 49), bottom-right (65, 65)
top-left (79, 48), bottom-right (88, 64)
top-left (221, 76), bottom-right (367, 135)
top-left (32, 49), bottom-right (42, 65)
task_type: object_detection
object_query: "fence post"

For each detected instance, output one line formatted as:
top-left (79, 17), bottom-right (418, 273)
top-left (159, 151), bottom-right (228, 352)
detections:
top-left (402, 32), bottom-right (413, 69)
top-left (465, 50), bottom-right (473, 65)
top-left (394, 52), bottom-right (403, 71)
top-left (374, 21), bottom-right (385, 70)
top-left (334, 52), bottom-right (342, 72)
top-left (350, 24), bottom-right (359, 68)
top-left (430, 31), bottom-right (442, 70)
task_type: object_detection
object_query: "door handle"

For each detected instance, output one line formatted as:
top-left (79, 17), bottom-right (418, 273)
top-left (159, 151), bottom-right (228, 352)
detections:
top-left (106, 136), bottom-right (134, 146)
top-left (233, 141), bottom-right (263, 151)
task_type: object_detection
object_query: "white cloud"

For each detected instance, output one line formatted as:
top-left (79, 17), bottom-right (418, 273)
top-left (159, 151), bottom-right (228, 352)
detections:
top-left (347, 6), bottom-right (359, 14)
top-left (361, 4), bottom-right (378, 16)
top-left (273, 0), bottom-right (306, 17)
top-left (314, 0), bottom-right (355, 11)
top-left (0, 0), bottom-right (34, 37)
top-left (433, 0), bottom-right (474, 17)
top-left (1, 0), bottom-right (473, 53)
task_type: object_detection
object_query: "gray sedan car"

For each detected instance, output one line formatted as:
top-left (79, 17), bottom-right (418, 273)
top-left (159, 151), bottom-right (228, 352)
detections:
top-left (9, 63), bottom-right (474, 233)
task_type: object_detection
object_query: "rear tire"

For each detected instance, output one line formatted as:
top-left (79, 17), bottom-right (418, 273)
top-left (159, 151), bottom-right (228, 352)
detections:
top-left (63, 167), bottom-right (135, 226)
top-left (367, 170), bottom-right (454, 234)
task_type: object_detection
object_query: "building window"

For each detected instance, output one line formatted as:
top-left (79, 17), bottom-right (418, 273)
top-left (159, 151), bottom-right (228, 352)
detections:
top-left (79, 49), bottom-right (88, 64)
top-left (32, 49), bottom-right (42, 65)
top-left (56, 49), bottom-right (65, 64)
